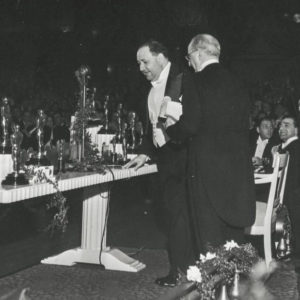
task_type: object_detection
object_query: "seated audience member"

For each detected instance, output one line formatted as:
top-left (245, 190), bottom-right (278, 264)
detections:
top-left (273, 115), bottom-right (300, 260)
top-left (273, 103), bottom-right (288, 127)
top-left (52, 112), bottom-right (70, 145)
top-left (262, 101), bottom-right (275, 119)
top-left (20, 111), bottom-right (37, 150)
top-left (11, 107), bottom-right (23, 126)
top-left (44, 116), bottom-right (54, 146)
top-left (250, 117), bottom-right (279, 169)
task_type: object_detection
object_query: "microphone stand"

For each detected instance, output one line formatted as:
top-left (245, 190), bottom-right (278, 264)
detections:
top-left (75, 65), bottom-right (90, 161)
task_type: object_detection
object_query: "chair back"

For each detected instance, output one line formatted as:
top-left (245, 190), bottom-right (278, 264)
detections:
top-left (271, 152), bottom-right (290, 231)
top-left (277, 153), bottom-right (290, 205)
top-left (254, 153), bottom-right (289, 231)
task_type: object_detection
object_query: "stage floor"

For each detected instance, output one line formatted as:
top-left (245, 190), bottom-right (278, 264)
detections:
top-left (0, 176), bottom-right (299, 299)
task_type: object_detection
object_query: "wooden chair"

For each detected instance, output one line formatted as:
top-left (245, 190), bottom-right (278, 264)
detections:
top-left (245, 152), bottom-right (290, 267)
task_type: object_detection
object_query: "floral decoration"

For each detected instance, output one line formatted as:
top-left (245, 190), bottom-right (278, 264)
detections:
top-left (44, 175), bottom-right (69, 234)
top-left (186, 241), bottom-right (260, 300)
top-left (24, 168), bottom-right (69, 234)
top-left (70, 93), bottom-right (106, 174)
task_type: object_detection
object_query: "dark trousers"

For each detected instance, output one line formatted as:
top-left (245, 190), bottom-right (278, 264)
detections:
top-left (287, 203), bottom-right (300, 258)
top-left (188, 175), bottom-right (245, 256)
top-left (159, 172), bottom-right (195, 274)
top-left (157, 143), bottom-right (195, 274)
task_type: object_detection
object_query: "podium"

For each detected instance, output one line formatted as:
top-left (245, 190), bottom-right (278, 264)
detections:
top-left (0, 165), bottom-right (158, 272)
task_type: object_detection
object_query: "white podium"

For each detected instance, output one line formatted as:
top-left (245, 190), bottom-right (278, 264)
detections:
top-left (0, 165), bottom-right (158, 272)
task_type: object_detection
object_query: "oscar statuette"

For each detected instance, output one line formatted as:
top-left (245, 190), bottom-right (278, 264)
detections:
top-left (56, 139), bottom-right (66, 175)
top-left (26, 110), bottom-right (51, 166)
top-left (126, 111), bottom-right (137, 154)
top-left (99, 95), bottom-right (114, 134)
top-left (115, 102), bottom-right (123, 143)
top-left (0, 97), bottom-right (12, 154)
top-left (2, 124), bottom-right (29, 186)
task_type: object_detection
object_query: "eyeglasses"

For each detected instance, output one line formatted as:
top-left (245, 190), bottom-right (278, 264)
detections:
top-left (185, 49), bottom-right (197, 62)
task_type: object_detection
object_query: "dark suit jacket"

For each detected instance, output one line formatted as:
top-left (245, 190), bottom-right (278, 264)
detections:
top-left (167, 63), bottom-right (256, 227)
top-left (280, 138), bottom-right (300, 254)
top-left (281, 139), bottom-right (300, 206)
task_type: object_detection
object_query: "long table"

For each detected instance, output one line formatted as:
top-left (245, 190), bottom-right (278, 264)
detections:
top-left (0, 164), bottom-right (158, 272)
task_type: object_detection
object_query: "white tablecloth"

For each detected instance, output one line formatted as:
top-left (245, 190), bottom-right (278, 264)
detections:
top-left (0, 154), bottom-right (13, 183)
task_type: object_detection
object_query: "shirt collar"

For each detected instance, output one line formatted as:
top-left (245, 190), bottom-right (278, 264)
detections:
top-left (282, 136), bottom-right (298, 149)
top-left (199, 58), bottom-right (219, 72)
top-left (257, 135), bottom-right (269, 145)
top-left (151, 62), bottom-right (171, 86)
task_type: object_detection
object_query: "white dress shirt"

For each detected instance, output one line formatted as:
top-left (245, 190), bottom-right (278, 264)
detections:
top-left (254, 136), bottom-right (269, 158)
top-left (148, 62), bottom-right (171, 124)
top-left (148, 62), bottom-right (171, 147)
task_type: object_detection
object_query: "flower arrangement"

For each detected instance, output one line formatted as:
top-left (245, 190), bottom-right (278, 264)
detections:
top-left (24, 168), bottom-right (69, 234)
top-left (70, 85), bottom-right (106, 174)
top-left (186, 241), bottom-right (260, 300)
top-left (44, 175), bottom-right (69, 234)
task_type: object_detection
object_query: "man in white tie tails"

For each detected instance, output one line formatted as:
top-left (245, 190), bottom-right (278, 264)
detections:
top-left (124, 40), bottom-right (194, 286)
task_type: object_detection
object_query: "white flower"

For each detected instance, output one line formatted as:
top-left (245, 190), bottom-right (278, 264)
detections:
top-left (224, 240), bottom-right (240, 251)
top-left (200, 251), bottom-right (216, 262)
top-left (187, 266), bottom-right (202, 283)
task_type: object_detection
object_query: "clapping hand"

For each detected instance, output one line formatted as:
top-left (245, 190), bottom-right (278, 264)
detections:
top-left (252, 157), bottom-right (263, 166)
top-left (271, 145), bottom-right (280, 156)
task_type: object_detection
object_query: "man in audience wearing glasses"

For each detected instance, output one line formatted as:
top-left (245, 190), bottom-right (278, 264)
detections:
top-left (165, 34), bottom-right (256, 256)
top-left (124, 40), bottom-right (194, 286)
top-left (273, 115), bottom-right (300, 262)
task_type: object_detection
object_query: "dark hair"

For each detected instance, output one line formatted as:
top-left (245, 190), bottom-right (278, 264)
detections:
top-left (281, 115), bottom-right (299, 128)
top-left (256, 117), bottom-right (273, 128)
top-left (138, 39), bottom-right (169, 59)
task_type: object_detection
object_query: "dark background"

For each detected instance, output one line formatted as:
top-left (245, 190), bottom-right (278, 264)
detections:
top-left (0, 0), bottom-right (300, 113)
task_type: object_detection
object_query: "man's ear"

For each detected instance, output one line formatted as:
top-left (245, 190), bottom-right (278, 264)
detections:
top-left (157, 53), bottom-right (165, 65)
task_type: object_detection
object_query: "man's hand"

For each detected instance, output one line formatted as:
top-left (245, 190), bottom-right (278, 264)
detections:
top-left (123, 154), bottom-right (148, 171)
top-left (154, 123), bottom-right (170, 147)
top-left (159, 96), bottom-right (171, 118)
top-left (271, 145), bottom-right (279, 156)
top-left (252, 157), bottom-right (263, 166)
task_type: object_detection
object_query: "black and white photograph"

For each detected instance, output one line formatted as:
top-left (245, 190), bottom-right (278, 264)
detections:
top-left (0, 0), bottom-right (300, 299)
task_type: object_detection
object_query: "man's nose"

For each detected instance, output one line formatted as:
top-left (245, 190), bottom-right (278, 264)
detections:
top-left (139, 64), bottom-right (145, 72)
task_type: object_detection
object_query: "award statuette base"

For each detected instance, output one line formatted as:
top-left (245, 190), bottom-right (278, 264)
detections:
top-left (26, 156), bottom-right (52, 167)
top-left (2, 172), bottom-right (29, 186)
top-left (0, 145), bottom-right (11, 154)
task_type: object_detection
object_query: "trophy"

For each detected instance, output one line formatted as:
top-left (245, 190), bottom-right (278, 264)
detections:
top-left (2, 124), bottom-right (29, 186)
top-left (115, 103), bottom-right (123, 143)
top-left (75, 64), bottom-right (91, 160)
top-left (56, 139), bottom-right (66, 174)
top-left (99, 95), bottom-right (109, 133)
top-left (0, 97), bottom-right (12, 154)
top-left (26, 110), bottom-right (51, 166)
top-left (122, 123), bottom-right (128, 163)
top-left (126, 111), bottom-right (137, 153)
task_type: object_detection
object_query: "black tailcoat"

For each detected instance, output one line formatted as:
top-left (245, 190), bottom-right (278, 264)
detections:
top-left (167, 64), bottom-right (256, 253)
top-left (281, 139), bottom-right (300, 256)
